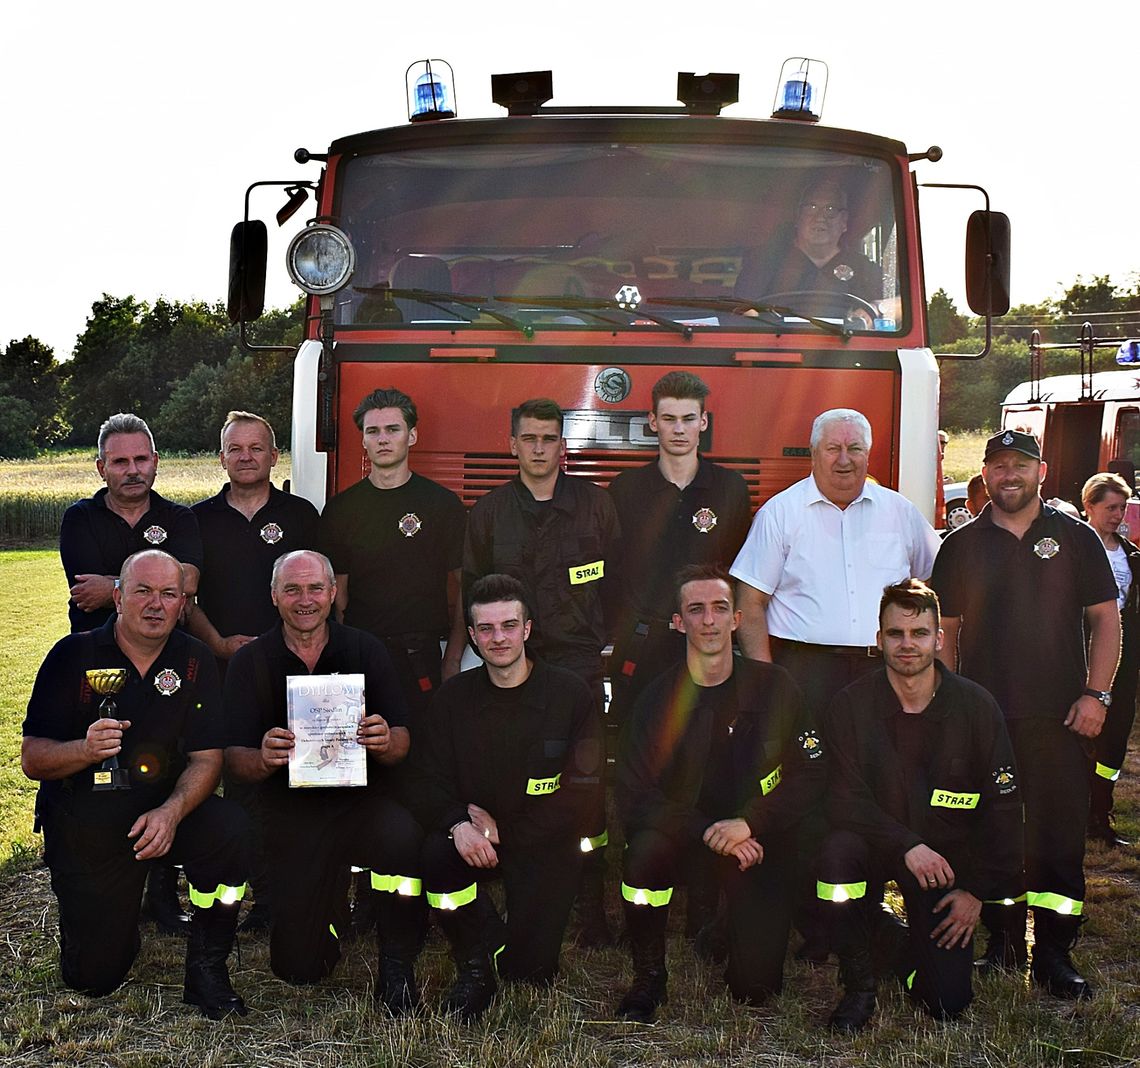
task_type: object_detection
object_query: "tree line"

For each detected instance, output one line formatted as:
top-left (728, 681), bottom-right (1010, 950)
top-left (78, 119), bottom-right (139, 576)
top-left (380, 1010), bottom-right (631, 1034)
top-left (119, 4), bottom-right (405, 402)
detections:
top-left (1, 276), bottom-right (1137, 458)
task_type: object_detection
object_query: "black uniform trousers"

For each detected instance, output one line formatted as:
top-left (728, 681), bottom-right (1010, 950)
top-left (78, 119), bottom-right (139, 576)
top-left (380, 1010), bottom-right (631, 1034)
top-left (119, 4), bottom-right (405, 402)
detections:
top-left (1095, 623), bottom-right (1137, 781)
top-left (819, 829), bottom-right (973, 1019)
top-left (264, 792), bottom-right (423, 983)
top-left (624, 826), bottom-right (797, 1003)
top-left (421, 832), bottom-right (583, 984)
top-left (1008, 719), bottom-right (1088, 912)
top-left (42, 792), bottom-right (249, 997)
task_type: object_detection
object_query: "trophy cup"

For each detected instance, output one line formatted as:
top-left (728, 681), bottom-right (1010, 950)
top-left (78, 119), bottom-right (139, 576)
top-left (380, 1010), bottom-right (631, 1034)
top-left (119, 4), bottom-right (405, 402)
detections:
top-left (86, 668), bottom-right (131, 791)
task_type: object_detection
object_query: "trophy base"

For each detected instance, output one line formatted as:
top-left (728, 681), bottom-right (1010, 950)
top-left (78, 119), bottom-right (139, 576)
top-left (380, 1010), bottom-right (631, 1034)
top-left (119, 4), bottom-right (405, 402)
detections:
top-left (93, 769), bottom-right (132, 791)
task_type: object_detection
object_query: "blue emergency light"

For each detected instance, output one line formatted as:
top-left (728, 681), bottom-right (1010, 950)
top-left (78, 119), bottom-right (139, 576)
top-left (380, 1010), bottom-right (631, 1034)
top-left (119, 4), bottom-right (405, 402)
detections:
top-left (407, 60), bottom-right (456, 122)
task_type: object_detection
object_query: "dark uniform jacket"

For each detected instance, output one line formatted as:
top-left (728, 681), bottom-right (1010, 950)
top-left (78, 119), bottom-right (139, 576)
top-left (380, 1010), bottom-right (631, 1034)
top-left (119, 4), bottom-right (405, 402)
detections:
top-left (463, 473), bottom-right (620, 669)
top-left (822, 664), bottom-right (1023, 904)
top-left (617, 658), bottom-right (824, 842)
top-left (408, 659), bottom-right (603, 849)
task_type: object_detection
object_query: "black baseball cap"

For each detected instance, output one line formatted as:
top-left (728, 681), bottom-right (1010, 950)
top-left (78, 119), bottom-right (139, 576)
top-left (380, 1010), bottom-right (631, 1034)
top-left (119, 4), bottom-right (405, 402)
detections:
top-left (983, 429), bottom-right (1041, 462)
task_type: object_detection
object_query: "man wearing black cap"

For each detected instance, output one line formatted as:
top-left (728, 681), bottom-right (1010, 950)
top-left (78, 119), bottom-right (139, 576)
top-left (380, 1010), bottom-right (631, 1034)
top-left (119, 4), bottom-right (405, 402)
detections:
top-left (930, 430), bottom-right (1120, 1000)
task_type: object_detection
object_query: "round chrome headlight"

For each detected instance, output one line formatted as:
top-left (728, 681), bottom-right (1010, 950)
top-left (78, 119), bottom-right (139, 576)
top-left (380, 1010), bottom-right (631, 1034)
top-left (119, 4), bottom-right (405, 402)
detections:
top-left (286, 224), bottom-right (356, 296)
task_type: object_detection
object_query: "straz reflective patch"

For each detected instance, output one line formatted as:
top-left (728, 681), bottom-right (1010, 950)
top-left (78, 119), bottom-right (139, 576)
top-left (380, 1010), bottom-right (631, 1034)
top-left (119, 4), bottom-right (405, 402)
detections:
top-left (760, 764), bottom-right (783, 796)
top-left (569, 560), bottom-right (604, 585)
top-left (526, 773), bottom-right (561, 795)
top-left (930, 789), bottom-right (979, 809)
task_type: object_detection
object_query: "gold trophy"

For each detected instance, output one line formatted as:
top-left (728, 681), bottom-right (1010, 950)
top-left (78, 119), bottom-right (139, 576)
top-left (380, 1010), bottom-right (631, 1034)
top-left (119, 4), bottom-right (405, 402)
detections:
top-left (86, 668), bottom-right (130, 791)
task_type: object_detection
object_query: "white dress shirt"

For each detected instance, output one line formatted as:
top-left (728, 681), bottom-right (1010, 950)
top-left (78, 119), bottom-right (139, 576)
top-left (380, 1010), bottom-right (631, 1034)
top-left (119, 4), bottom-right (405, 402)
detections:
top-left (730, 475), bottom-right (941, 646)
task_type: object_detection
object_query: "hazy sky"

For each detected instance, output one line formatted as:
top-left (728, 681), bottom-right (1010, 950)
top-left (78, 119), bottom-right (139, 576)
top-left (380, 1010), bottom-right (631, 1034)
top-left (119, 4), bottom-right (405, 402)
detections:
top-left (4, 1), bottom-right (1137, 358)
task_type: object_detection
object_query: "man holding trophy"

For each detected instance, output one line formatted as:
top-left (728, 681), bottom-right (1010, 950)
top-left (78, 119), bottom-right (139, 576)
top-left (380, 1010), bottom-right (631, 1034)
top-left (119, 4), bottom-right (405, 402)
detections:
top-left (21, 550), bottom-right (249, 1019)
top-left (223, 550), bottom-right (425, 1014)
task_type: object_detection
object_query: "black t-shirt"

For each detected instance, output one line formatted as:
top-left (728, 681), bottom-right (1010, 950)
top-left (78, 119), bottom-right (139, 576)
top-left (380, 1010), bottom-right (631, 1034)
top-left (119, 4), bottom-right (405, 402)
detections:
top-left (224, 620), bottom-right (408, 803)
top-left (321, 474), bottom-right (466, 639)
top-left (23, 617), bottom-right (223, 811)
top-left (608, 457), bottom-right (752, 626)
top-left (59, 489), bottom-right (203, 632)
top-left (192, 484), bottom-right (321, 638)
top-left (695, 677), bottom-right (739, 818)
top-left (931, 503), bottom-right (1118, 720)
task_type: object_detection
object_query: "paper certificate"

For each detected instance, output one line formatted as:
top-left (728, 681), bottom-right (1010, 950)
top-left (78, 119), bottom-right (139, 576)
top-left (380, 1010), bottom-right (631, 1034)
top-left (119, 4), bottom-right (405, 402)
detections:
top-left (286, 674), bottom-right (367, 788)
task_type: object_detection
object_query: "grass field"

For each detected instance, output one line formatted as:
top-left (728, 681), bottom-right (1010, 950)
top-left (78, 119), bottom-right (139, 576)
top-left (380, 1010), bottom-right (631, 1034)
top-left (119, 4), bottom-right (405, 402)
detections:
top-left (942, 429), bottom-right (990, 485)
top-left (2, 549), bottom-right (1138, 1066)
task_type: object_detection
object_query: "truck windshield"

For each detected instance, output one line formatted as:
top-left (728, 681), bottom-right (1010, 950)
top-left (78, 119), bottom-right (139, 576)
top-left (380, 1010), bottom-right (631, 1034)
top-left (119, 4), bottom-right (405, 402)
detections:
top-left (333, 141), bottom-right (905, 334)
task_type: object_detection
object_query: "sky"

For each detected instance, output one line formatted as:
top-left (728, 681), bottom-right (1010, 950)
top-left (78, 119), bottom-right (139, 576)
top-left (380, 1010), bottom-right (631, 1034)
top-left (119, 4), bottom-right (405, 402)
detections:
top-left (3, 0), bottom-right (1137, 359)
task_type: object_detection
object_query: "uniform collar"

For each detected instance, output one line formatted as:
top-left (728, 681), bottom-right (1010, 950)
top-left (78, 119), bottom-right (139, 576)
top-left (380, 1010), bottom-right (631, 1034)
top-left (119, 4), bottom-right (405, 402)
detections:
top-left (512, 471), bottom-right (575, 513)
top-left (805, 474), bottom-right (872, 509)
top-left (471, 658), bottom-right (548, 711)
top-left (873, 660), bottom-right (951, 722)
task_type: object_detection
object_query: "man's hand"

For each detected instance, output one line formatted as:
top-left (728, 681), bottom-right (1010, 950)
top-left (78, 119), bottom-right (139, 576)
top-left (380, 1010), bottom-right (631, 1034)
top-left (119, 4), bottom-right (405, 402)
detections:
top-left (452, 821), bottom-right (498, 869)
top-left (703, 818), bottom-right (753, 857)
top-left (467, 803), bottom-right (500, 845)
top-left (1064, 694), bottom-right (1107, 739)
top-left (358, 714), bottom-right (392, 755)
top-left (930, 888), bottom-right (982, 950)
top-left (260, 727), bottom-right (294, 771)
top-left (70, 574), bottom-right (116, 612)
top-left (128, 804), bottom-right (179, 860)
top-left (729, 837), bottom-right (765, 871)
top-left (84, 717), bottom-right (131, 764)
top-left (904, 843), bottom-right (955, 890)
top-left (215, 634), bottom-right (255, 659)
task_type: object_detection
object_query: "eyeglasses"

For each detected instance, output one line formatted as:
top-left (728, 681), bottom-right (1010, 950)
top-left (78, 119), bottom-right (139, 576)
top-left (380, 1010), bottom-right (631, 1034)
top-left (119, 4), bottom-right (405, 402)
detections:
top-left (800, 202), bottom-right (845, 218)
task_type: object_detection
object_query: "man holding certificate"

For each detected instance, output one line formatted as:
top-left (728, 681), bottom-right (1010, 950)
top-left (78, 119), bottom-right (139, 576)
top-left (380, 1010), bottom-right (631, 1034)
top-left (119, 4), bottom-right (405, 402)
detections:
top-left (223, 550), bottom-right (424, 1015)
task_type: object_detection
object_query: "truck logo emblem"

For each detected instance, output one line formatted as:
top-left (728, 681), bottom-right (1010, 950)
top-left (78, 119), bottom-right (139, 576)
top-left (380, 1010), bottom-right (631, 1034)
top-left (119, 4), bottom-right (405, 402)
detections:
top-left (398, 513), bottom-right (422, 538)
top-left (1033, 537), bottom-right (1060, 559)
top-left (260, 522), bottom-right (284, 544)
top-left (143, 525), bottom-right (168, 545)
top-left (692, 507), bottom-right (718, 533)
top-left (614, 284), bottom-right (641, 309)
top-left (594, 367), bottom-right (632, 404)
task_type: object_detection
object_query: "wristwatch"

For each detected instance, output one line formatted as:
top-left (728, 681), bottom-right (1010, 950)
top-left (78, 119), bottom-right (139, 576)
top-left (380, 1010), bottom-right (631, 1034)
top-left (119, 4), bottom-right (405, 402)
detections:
top-left (1082, 687), bottom-right (1113, 707)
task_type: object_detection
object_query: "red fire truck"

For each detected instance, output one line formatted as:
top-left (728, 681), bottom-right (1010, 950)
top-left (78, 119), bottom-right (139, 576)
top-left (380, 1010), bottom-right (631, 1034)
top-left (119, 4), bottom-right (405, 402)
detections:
top-left (228, 59), bottom-right (1009, 520)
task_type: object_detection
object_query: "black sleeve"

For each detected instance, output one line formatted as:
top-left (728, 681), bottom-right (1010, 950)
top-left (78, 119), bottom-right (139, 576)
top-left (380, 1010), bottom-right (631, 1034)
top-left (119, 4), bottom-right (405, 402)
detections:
top-left (164, 505), bottom-right (203, 571)
top-left (404, 682), bottom-right (470, 834)
top-left (319, 495), bottom-right (352, 576)
top-left (928, 533), bottom-right (964, 618)
top-left (59, 503), bottom-right (105, 585)
top-left (443, 490), bottom-right (467, 573)
top-left (223, 642), bottom-right (274, 749)
top-left (361, 632), bottom-right (410, 731)
top-left (23, 638), bottom-right (84, 742)
top-left (723, 473), bottom-right (754, 564)
top-left (1076, 521), bottom-right (1122, 608)
top-left (183, 642), bottom-right (224, 751)
top-left (462, 497), bottom-right (494, 599)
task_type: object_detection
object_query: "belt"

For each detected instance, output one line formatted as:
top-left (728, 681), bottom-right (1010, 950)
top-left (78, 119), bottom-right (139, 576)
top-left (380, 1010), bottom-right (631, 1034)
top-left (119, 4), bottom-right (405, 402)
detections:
top-left (772, 637), bottom-right (880, 658)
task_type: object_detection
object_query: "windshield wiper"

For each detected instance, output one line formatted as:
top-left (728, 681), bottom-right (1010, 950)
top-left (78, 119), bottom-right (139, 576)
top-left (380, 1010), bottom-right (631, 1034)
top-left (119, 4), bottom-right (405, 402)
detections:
top-left (353, 286), bottom-right (537, 338)
top-left (646, 296), bottom-right (848, 338)
top-left (492, 295), bottom-right (696, 338)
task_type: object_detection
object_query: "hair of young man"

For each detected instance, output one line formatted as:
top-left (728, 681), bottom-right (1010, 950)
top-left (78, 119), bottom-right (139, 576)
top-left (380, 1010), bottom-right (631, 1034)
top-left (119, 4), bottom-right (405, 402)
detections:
top-left (220, 410), bottom-right (277, 451)
top-left (270, 550), bottom-right (336, 591)
top-left (352, 387), bottom-right (418, 432)
top-left (466, 573), bottom-right (532, 627)
top-left (1081, 471), bottom-right (1132, 508)
top-left (98, 413), bottom-right (155, 460)
top-left (878, 578), bottom-right (940, 630)
top-left (651, 371), bottom-right (710, 414)
top-left (511, 398), bottom-right (563, 436)
top-left (809, 408), bottom-right (872, 451)
top-left (674, 562), bottom-right (735, 614)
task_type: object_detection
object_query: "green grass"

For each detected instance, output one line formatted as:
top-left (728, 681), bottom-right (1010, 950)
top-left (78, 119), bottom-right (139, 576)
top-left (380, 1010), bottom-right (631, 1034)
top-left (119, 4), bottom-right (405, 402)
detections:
top-left (942, 429), bottom-right (991, 484)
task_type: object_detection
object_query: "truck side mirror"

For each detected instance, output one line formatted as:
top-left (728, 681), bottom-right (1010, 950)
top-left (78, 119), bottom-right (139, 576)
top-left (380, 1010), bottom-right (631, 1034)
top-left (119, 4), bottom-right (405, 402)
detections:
top-left (965, 209), bottom-right (1010, 317)
top-left (227, 220), bottom-right (268, 323)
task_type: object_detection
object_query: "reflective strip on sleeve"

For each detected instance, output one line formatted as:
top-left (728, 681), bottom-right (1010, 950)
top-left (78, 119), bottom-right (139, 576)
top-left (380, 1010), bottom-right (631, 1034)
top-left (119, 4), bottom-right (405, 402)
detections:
top-left (526, 773), bottom-right (562, 796)
top-left (426, 883), bottom-right (478, 911)
top-left (568, 560), bottom-right (604, 585)
top-left (983, 893), bottom-right (1027, 906)
top-left (816, 880), bottom-right (867, 903)
top-left (929, 789), bottom-right (980, 809)
top-left (370, 873), bottom-right (423, 897)
top-left (760, 763), bottom-right (783, 796)
top-left (1094, 762), bottom-right (1121, 782)
top-left (187, 881), bottom-right (248, 909)
top-left (621, 882), bottom-right (673, 907)
top-left (580, 829), bottom-right (609, 853)
top-left (1026, 891), bottom-right (1083, 916)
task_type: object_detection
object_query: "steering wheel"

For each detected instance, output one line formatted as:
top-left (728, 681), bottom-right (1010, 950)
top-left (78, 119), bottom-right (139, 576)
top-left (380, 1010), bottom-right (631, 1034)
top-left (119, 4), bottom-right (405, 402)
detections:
top-left (758, 289), bottom-right (880, 322)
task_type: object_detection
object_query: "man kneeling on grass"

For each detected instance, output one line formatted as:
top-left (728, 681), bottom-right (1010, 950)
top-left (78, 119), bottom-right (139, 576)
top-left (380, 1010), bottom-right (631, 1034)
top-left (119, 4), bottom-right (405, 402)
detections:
top-left (817, 580), bottom-right (1023, 1031)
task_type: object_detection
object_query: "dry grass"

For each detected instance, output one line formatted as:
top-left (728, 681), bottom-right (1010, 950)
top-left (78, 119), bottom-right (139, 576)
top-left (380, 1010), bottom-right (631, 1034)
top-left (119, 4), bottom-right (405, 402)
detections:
top-left (942, 430), bottom-right (991, 485)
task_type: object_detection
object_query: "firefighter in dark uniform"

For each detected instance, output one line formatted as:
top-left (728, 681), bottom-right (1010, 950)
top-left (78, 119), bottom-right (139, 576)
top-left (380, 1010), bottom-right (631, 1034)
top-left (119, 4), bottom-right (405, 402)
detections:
top-left (818, 580), bottom-right (1023, 1032)
top-left (615, 564), bottom-right (825, 1021)
top-left (931, 430), bottom-right (1120, 1000)
top-left (1080, 471), bottom-right (1140, 847)
top-left (409, 574), bottom-right (603, 1021)
top-left (21, 550), bottom-right (248, 1019)
top-left (223, 550), bottom-right (424, 1015)
top-left (607, 371), bottom-right (752, 725)
top-left (58, 412), bottom-right (204, 933)
top-left (188, 411), bottom-right (321, 933)
top-left (463, 397), bottom-right (619, 944)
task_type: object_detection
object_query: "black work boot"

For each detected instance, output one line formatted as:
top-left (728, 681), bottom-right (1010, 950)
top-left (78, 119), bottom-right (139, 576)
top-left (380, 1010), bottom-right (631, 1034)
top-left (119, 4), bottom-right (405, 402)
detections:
top-left (349, 870), bottom-right (379, 940)
top-left (974, 901), bottom-right (1028, 974)
top-left (441, 956), bottom-right (497, 1022)
top-left (616, 901), bottom-right (668, 1023)
top-left (870, 906), bottom-right (909, 983)
top-left (828, 901), bottom-right (876, 1034)
top-left (1031, 910), bottom-right (1094, 1001)
top-left (1088, 776), bottom-right (1130, 848)
top-left (374, 891), bottom-right (424, 1016)
top-left (377, 955), bottom-right (420, 1017)
top-left (143, 861), bottom-right (191, 936)
top-left (183, 901), bottom-right (247, 1020)
top-left (573, 854), bottom-right (615, 948)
